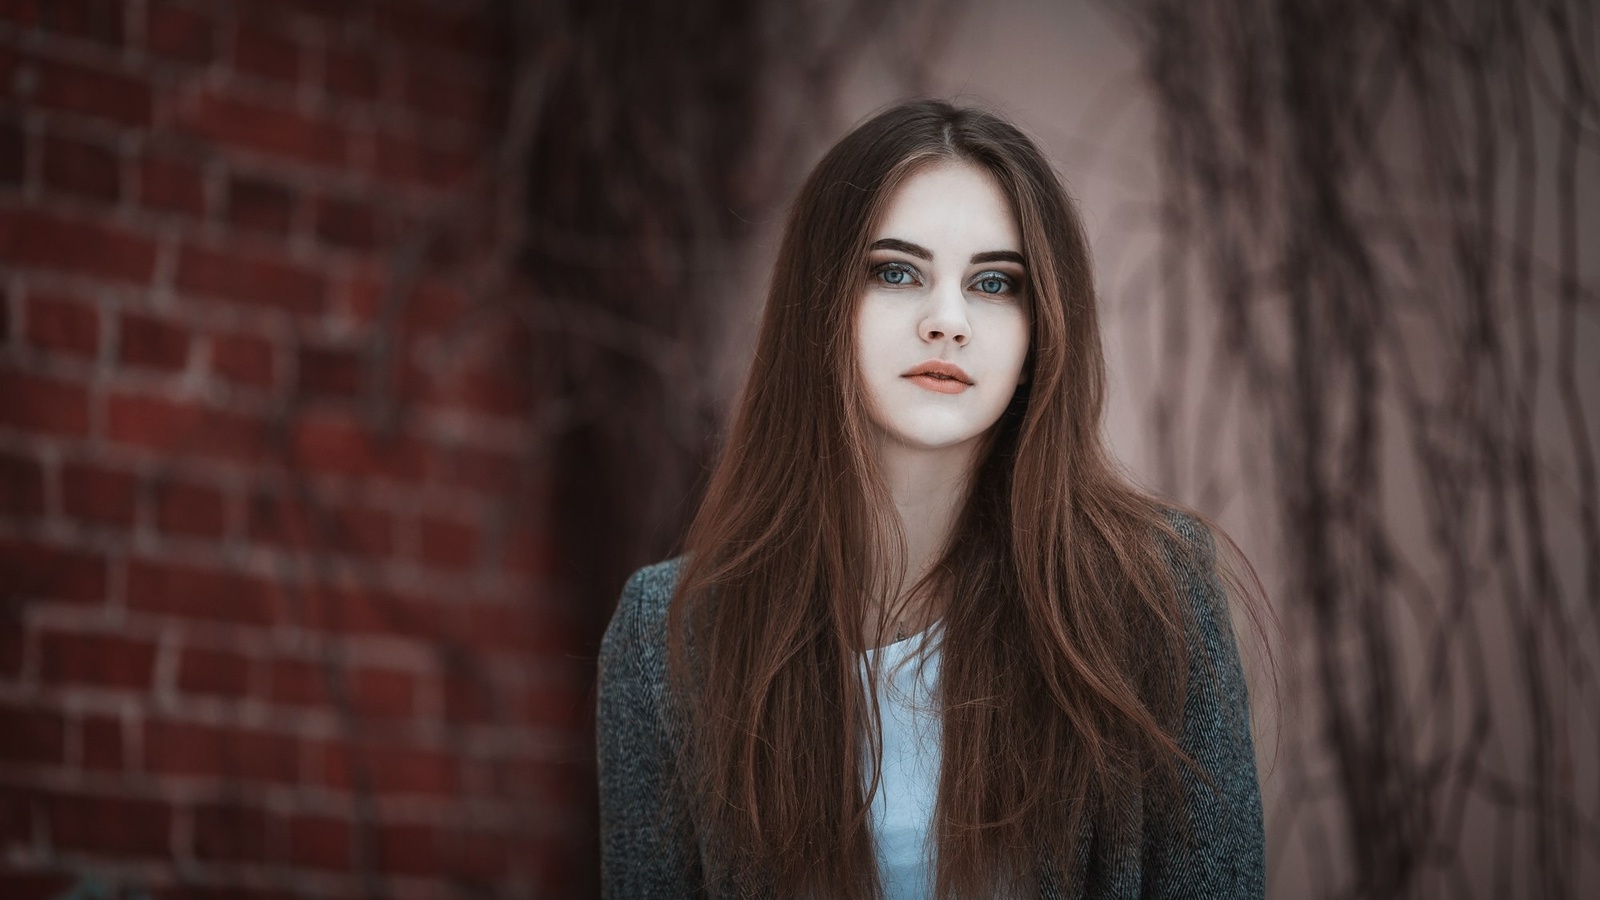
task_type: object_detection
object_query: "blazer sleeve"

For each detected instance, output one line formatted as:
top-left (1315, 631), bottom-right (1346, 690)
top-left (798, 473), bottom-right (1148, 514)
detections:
top-left (1142, 515), bottom-right (1266, 898)
top-left (597, 562), bottom-right (704, 898)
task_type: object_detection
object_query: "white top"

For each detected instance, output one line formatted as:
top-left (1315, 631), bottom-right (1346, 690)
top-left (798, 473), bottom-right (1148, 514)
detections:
top-left (860, 627), bottom-right (943, 900)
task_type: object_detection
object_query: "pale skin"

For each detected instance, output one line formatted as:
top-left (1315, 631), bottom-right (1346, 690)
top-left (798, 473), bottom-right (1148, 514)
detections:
top-left (854, 161), bottom-right (1031, 646)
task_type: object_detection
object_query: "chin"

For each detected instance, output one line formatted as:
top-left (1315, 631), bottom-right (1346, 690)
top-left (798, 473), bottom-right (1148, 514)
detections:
top-left (882, 421), bottom-right (989, 452)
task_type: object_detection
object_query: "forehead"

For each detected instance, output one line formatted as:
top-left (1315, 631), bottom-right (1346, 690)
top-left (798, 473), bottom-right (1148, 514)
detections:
top-left (872, 161), bottom-right (1020, 252)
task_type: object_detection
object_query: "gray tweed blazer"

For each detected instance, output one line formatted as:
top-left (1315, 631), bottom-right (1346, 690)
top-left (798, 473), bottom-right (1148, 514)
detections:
top-left (597, 514), bottom-right (1265, 898)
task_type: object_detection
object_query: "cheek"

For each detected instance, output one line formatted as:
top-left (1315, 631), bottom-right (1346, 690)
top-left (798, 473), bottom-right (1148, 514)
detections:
top-left (853, 301), bottom-right (898, 368)
top-left (985, 308), bottom-right (1032, 378)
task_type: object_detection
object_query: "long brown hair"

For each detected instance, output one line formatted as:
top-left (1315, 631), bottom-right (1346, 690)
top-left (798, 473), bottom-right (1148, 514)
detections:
top-left (668, 99), bottom-right (1237, 899)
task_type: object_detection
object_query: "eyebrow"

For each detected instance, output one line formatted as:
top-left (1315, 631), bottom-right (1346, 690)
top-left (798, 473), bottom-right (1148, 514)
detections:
top-left (870, 238), bottom-right (1025, 267)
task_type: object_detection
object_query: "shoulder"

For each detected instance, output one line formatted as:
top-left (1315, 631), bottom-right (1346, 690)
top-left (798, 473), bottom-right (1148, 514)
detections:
top-left (603, 557), bottom-right (685, 647)
top-left (1158, 506), bottom-right (1219, 577)
top-left (596, 558), bottom-right (706, 895)
top-left (1151, 505), bottom-right (1251, 737)
top-left (597, 557), bottom-right (687, 748)
top-left (1150, 505), bottom-right (1228, 629)
top-left (626, 556), bottom-right (686, 605)
top-left (598, 556), bottom-right (687, 700)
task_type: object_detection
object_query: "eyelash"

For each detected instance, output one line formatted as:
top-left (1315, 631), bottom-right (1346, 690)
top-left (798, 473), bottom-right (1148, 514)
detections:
top-left (869, 262), bottom-right (1019, 297)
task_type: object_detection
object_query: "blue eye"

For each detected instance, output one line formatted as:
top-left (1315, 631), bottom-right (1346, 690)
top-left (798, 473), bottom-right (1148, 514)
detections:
top-left (872, 263), bottom-right (919, 287)
top-left (973, 272), bottom-right (1014, 295)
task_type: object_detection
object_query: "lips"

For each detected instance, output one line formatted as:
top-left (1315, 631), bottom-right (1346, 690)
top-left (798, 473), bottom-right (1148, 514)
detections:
top-left (902, 360), bottom-right (973, 394)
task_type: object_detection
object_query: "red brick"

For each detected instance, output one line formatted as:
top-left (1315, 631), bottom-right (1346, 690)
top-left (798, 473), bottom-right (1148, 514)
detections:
top-left (433, 445), bottom-right (521, 495)
top-left (296, 342), bottom-right (363, 398)
top-left (176, 242), bottom-right (325, 315)
top-left (247, 491), bottom-right (393, 559)
top-left (1, 618), bottom-right (25, 678)
top-left (177, 646), bottom-right (252, 697)
top-left (233, 22), bottom-right (301, 83)
top-left (468, 601), bottom-right (578, 655)
top-left (0, 448), bottom-right (46, 516)
top-left (418, 515), bottom-right (478, 571)
top-left (0, 537), bottom-right (107, 603)
top-left (428, 360), bottom-right (529, 419)
top-left (177, 89), bottom-right (349, 167)
top-left (350, 667), bottom-right (412, 719)
top-left (0, 207), bottom-right (158, 283)
top-left (119, 311), bottom-right (190, 371)
top-left (31, 55), bottom-right (153, 126)
top-left (327, 504), bottom-right (393, 559)
top-left (41, 132), bottom-right (120, 201)
top-left (227, 174), bottom-right (295, 234)
top-left (146, 2), bottom-right (215, 63)
top-left (267, 657), bottom-right (328, 706)
top-left (0, 703), bottom-right (66, 765)
top-left (192, 800), bottom-right (271, 862)
top-left (323, 47), bottom-right (379, 100)
top-left (154, 477), bottom-right (227, 538)
top-left (287, 813), bottom-right (350, 871)
top-left (371, 131), bottom-right (473, 189)
top-left (503, 519), bottom-right (555, 578)
top-left (288, 412), bottom-right (428, 480)
top-left (1, 116), bottom-right (25, 186)
top-left (324, 740), bottom-right (458, 795)
top-left (105, 392), bottom-right (268, 464)
top-left (125, 557), bottom-right (277, 625)
top-left (38, 629), bottom-right (158, 689)
top-left (374, 822), bottom-right (437, 876)
top-left (375, 5), bottom-right (494, 58)
top-left (521, 682), bottom-right (584, 729)
top-left (138, 151), bottom-right (207, 215)
top-left (446, 828), bottom-right (511, 880)
top-left (402, 277), bottom-right (468, 330)
top-left (209, 331), bottom-right (276, 388)
top-left (0, 871), bottom-right (75, 900)
top-left (420, 214), bottom-right (491, 267)
top-left (366, 745), bottom-right (457, 795)
top-left (144, 719), bottom-right (299, 782)
top-left (257, 0), bottom-right (355, 23)
top-left (156, 887), bottom-right (302, 900)
top-left (49, 791), bottom-right (171, 857)
top-left (245, 490), bottom-right (310, 548)
top-left (442, 673), bottom-right (496, 724)
top-left (313, 194), bottom-right (381, 250)
top-left (494, 755), bottom-right (586, 809)
top-left (60, 459), bottom-right (138, 526)
top-left (0, 783), bottom-right (35, 846)
top-left (81, 714), bottom-right (124, 771)
top-left (0, 1), bottom-right (41, 26)
top-left (36, 0), bottom-right (125, 48)
top-left (299, 581), bottom-right (439, 640)
top-left (401, 68), bottom-right (492, 126)
top-left (24, 289), bottom-right (100, 359)
top-left (340, 269), bottom-right (385, 322)
top-left (0, 369), bottom-right (90, 435)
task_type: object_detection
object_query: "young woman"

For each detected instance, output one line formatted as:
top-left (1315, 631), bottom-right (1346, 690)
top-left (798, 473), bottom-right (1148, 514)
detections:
top-left (597, 100), bottom-right (1265, 899)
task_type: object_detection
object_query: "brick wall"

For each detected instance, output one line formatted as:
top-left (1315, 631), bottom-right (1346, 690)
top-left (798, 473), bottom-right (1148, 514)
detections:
top-left (1, 2), bottom-right (592, 897)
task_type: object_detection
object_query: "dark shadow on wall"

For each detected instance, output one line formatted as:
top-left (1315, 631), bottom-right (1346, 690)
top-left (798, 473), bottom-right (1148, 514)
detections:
top-left (516, 0), bottom-right (958, 635)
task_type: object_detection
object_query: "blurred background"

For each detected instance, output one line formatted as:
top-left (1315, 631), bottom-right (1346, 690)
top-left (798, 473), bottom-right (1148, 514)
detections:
top-left (1, 0), bottom-right (1595, 898)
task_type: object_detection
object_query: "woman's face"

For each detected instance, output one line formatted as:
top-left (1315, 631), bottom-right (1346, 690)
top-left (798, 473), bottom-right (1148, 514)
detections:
top-left (854, 161), bottom-right (1031, 457)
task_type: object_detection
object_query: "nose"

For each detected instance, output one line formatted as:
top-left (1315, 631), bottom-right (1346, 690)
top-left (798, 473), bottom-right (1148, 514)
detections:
top-left (919, 288), bottom-right (970, 346)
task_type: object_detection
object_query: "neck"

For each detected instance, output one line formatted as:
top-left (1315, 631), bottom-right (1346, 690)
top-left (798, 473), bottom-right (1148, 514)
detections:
top-left (871, 435), bottom-right (981, 635)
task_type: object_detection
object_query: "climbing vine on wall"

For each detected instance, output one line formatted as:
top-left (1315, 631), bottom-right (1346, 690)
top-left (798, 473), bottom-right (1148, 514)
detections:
top-left (1113, 0), bottom-right (1600, 896)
